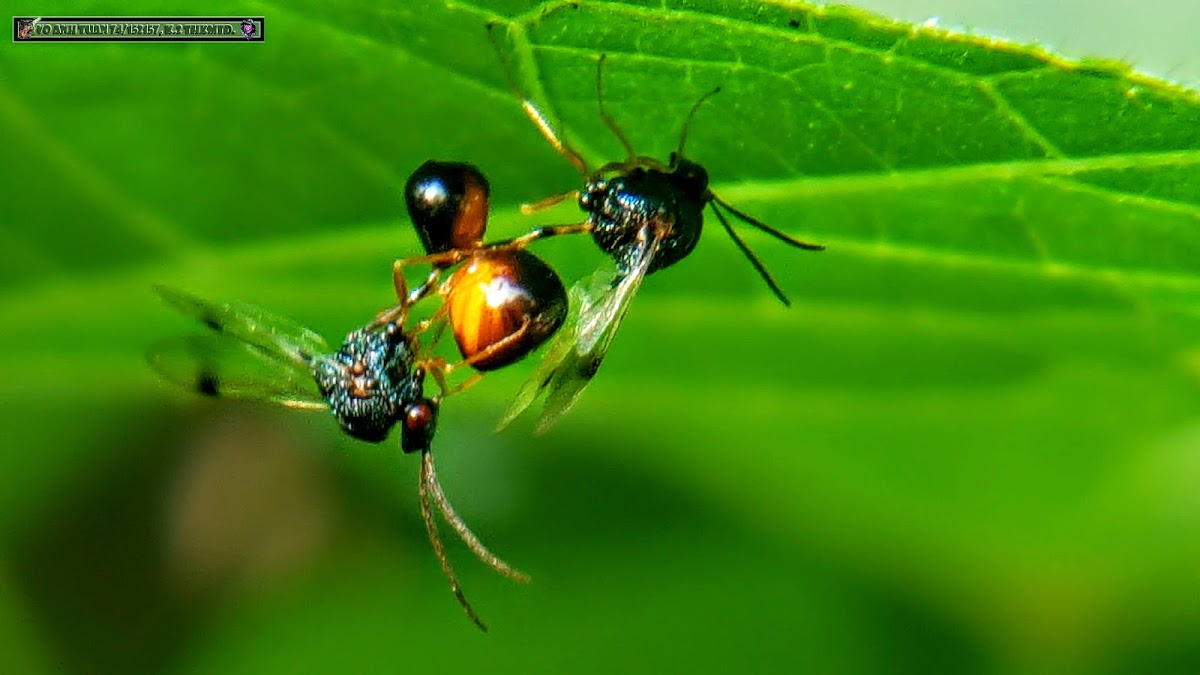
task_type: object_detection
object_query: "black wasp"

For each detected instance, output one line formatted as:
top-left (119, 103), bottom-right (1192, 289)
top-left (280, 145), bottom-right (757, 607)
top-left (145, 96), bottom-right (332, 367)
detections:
top-left (485, 24), bottom-right (825, 432)
top-left (149, 163), bottom-right (568, 632)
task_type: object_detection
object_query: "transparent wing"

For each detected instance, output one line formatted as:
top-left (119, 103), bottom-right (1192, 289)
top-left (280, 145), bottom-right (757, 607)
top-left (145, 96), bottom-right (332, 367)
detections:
top-left (493, 279), bottom-right (589, 432)
top-left (497, 233), bottom-right (659, 434)
top-left (574, 235), bottom-right (657, 359)
top-left (147, 334), bottom-right (327, 409)
top-left (150, 286), bottom-right (330, 409)
top-left (154, 285), bottom-right (329, 367)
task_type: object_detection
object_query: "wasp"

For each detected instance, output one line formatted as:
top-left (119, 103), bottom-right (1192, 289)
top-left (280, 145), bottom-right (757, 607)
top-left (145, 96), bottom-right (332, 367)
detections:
top-left (149, 165), bottom-right (570, 632)
top-left (372, 160), bottom-right (570, 387)
top-left (484, 24), bottom-right (825, 432)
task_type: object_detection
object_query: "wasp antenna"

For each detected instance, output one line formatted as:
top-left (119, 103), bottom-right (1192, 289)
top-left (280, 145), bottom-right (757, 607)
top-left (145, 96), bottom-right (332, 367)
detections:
top-left (709, 195), bottom-right (825, 251)
top-left (595, 54), bottom-right (638, 164)
top-left (424, 448), bottom-right (530, 582)
top-left (676, 86), bottom-right (722, 158)
top-left (420, 450), bottom-right (488, 632)
top-left (710, 202), bottom-right (792, 307)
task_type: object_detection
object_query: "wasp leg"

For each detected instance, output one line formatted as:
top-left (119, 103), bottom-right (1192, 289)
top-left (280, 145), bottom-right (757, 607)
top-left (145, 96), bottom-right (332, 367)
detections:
top-left (440, 371), bottom-right (484, 399)
top-left (486, 22), bottom-right (589, 176)
top-left (369, 259), bottom-right (413, 329)
top-left (420, 356), bottom-right (452, 398)
top-left (521, 189), bottom-right (580, 215)
top-left (463, 321), bottom-right (529, 370)
top-left (415, 317), bottom-right (450, 359)
top-left (423, 320), bottom-right (533, 396)
top-left (405, 266), bottom-right (445, 307)
top-left (369, 253), bottom-right (466, 330)
top-left (409, 300), bottom-right (451, 341)
top-left (419, 322), bottom-right (526, 401)
top-left (489, 223), bottom-right (592, 250)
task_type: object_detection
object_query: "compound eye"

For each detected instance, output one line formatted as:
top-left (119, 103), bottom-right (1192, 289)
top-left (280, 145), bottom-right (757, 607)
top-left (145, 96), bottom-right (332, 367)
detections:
top-left (405, 401), bottom-right (434, 433)
top-left (400, 398), bottom-right (439, 453)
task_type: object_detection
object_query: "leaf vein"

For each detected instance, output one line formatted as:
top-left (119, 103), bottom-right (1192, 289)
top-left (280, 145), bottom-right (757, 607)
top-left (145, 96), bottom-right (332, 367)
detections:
top-left (190, 48), bottom-right (402, 193)
top-left (533, 43), bottom-right (892, 171)
top-left (977, 80), bottom-right (1066, 158)
top-left (0, 80), bottom-right (195, 255)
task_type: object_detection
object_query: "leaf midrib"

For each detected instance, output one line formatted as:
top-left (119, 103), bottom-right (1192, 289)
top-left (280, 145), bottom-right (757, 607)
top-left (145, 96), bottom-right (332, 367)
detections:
top-left (5, 178), bottom-right (1200, 331)
top-left (8, 2), bottom-right (1200, 321)
top-left (12, 1), bottom-right (1198, 275)
top-left (4, 295), bottom-right (1169, 396)
top-left (723, 149), bottom-right (1200, 202)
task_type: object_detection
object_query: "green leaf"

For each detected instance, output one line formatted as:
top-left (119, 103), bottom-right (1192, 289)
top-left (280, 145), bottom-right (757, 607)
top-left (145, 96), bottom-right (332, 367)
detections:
top-left (3, 1), bottom-right (1200, 672)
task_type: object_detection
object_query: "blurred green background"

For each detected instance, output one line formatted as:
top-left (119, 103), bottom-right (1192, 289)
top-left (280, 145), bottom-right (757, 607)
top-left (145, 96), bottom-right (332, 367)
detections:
top-left (3, 1), bottom-right (1200, 673)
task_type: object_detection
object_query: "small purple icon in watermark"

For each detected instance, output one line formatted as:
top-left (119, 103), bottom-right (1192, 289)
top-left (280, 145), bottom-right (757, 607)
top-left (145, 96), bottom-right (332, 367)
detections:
top-left (16, 18), bottom-right (39, 39)
top-left (240, 19), bottom-right (255, 39)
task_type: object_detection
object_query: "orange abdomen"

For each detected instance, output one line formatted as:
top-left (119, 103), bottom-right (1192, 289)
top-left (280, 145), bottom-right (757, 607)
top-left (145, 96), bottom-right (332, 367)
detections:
top-left (447, 249), bottom-right (567, 371)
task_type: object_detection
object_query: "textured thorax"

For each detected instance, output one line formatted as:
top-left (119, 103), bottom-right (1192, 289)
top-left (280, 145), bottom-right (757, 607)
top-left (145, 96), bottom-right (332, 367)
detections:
top-left (311, 325), bottom-right (420, 443)
top-left (583, 167), bottom-right (705, 275)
